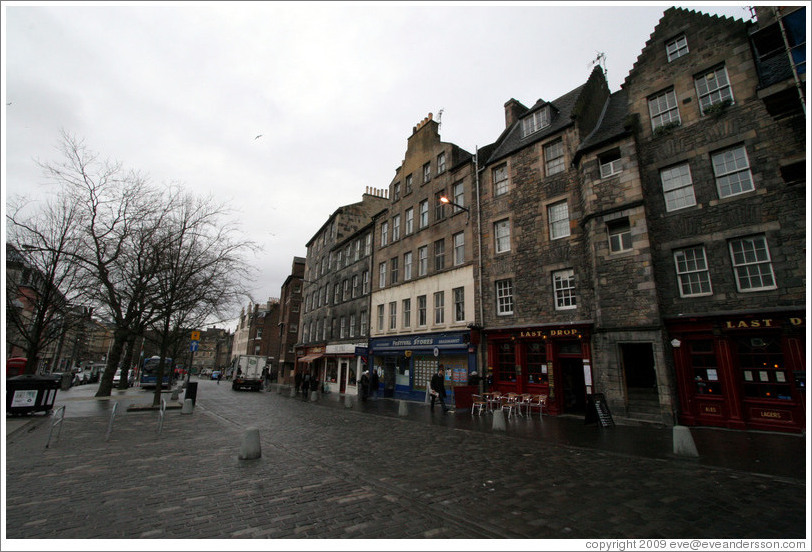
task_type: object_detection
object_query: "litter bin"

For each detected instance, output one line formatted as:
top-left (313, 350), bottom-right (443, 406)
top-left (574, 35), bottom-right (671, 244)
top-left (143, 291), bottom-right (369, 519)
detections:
top-left (6, 374), bottom-right (60, 416)
top-left (185, 381), bottom-right (198, 406)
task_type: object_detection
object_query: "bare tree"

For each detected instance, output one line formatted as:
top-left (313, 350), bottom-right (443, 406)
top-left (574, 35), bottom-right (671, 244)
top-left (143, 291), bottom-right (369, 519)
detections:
top-left (146, 186), bottom-right (255, 405)
top-left (6, 193), bottom-right (86, 375)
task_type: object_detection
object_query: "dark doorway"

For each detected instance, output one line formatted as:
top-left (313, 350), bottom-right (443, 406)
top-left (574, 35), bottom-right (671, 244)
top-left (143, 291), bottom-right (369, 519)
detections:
top-left (561, 358), bottom-right (586, 414)
top-left (620, 343), bottom-right (657, 389)
top-left (383, 358), bottom-right (396, 398)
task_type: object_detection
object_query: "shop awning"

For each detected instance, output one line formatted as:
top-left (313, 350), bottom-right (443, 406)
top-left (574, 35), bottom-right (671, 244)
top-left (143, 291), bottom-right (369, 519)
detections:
top-left (298, 354), bottom-right (324, 363)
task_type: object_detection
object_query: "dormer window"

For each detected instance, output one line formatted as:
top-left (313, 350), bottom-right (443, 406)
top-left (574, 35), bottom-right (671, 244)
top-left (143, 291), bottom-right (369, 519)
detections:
top-left (599, 149), bottom-right (622, 178)
top-left (666, 35), bottom-right (689, 62)
top-left (521, 106), bottom-right (550, 137)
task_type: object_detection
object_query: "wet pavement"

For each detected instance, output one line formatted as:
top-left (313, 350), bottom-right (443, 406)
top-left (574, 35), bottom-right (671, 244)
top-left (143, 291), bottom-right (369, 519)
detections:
top-left (4, 380), bottom-right (809, 541)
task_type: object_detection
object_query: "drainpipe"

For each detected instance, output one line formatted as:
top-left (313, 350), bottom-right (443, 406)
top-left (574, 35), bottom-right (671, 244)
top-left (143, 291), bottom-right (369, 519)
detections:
top-left (774, 6), bottom-right (806, 116)
top-left (474, 147), bottom-right (485, 394)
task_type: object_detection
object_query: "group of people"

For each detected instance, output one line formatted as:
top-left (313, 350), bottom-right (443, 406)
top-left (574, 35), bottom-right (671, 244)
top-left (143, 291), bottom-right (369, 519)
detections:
top-left (359, 368), bottom-right (379, 401)
top-left (294, 371), bottom-right (319, 400)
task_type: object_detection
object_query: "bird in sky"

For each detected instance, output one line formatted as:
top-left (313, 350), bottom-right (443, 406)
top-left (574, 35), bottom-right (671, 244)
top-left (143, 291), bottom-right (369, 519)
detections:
top-left (254, 134), bottom-right (263, 140)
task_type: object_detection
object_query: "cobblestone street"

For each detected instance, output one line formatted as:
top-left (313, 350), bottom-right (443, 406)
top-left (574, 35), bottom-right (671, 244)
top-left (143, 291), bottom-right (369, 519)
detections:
top-left (4, 380), bottom-right (808, 544)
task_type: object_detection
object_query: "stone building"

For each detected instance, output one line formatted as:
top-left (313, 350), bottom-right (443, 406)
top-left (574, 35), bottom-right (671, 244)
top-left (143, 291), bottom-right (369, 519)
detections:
top-left (368, 114), bottom-right (479, 401)
top-left (275, 256), bottom-right (305, 384)
top-left (229, 299), bottom-right (280, 371)
top-left (297, 190), bottom-right (389, 395)
top-left (622, 7), bottom-right (806, 432)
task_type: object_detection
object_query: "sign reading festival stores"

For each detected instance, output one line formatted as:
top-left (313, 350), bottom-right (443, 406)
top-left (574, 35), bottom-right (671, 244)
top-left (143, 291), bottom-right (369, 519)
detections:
top-left (371, 333), bottom-right (466, 352)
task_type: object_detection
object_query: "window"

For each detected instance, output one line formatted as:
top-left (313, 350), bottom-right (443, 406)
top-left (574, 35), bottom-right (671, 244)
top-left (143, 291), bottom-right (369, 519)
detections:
top-left (381, 221), bottom-right (389, 247)
top-left (599, 149), bottom-right (622, 178)
top-left (434, 191), bottom-right (445, 221)
top-left (325, 319), bottom-right (331, 340)
top-left (434, 239), bottom-right (445, 271)
top-left (674, 246), bottom-right (712, 297)
top-left (364, 234), bottom-right (371, 256)
top-left (405, 174), bottom-right (413, 194)
top-left (423, 162), bottom-right (431, 183)
top-left (666, 34), bottom-right (689, 62)
top-left (389, 302), bottom-right (397, 330)
top-left (453, 287), bottom-right (465, 322)
top-left (340, 316), bottom-right (347, 339)
top-left (526, 341), bottom-right (548, 384)
top-left (342, 279), bottom-right (349, 301)
top-left (417, 295), bottom-right (427, 326)
top-left (256, 327), bottom-right (263, 339)
top-left (648, 89), bottom-right (681, 130)
top-left (352, 274), bottom-right (359, 298)
top-left (548, 201), bottom-right (570, 239)
top-left (729, 235), bottom-right (776, 292)
top-left (402, 298), bottom-right (411, 328)
top-left (349, 314), bottom-right (356, 338)
top-left (334, 283), bottom-right (340, 304)
top-left (336, 250), bottom-right (342, 270)
top-left (783, 7), bottom-right (806, 76)
top-left (496, 341), bottom-right (517, 383)
top-left (377, 304), bottom-right (385, 331)
top-left (712, 145), bottom-right (754, 198)
top-left (345, 245), bottom-right (351, 266)
top-left (695, 66), bottom-right (733, 115)
top-left (362, 270), bottom-right (369, 294)
top-left (393, 182), bottom-right (401, 201)
top-left (390, 256), bottom-right (399, 284)
top-left (495, 279), bottom-right (514, 315)
top-left (379, 261), bottom-right (387, 288)
top-left (419, 200), bottom-right (429, 228)
top-left (360, 311), bottom-right (368, 336)
top-left (405, 207), bottom-right (414, 235)
top-left (404, 251), bottom-right (413, 280)
top-left (434, 291), bottom-right (445, 324)
top-left (392, 215), bottom-right (401, 241)
top-left (553, 269), bottom-right (577, 310)
top-left (494, 219), bottom-right (511, 253)
top-left (437, 152), bottom-right (446, 174)
top-left (544, 139), bottom-right (565, 176)
top-left (493, 164), bottom-right (509, 196)
top-left (453, 232), bottom-right (465, 265)
top-left (660, 163), bottom-right (696, 212)
top-left (739, 336), bottom-right (790, 400)
top-left (522, 106), bottom-right (550, 137)
top-left (607, 219), bottom-right (632, 253)
top-left (418, 246), bottom-right (428, 276)
top-left (452, 181), bottom-right (465, 212)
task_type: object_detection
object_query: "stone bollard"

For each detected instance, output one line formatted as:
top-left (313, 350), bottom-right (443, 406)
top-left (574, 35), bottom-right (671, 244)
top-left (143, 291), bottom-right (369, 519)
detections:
top-left (239, 427), bottom-right (261, 460)
top-left (170, 389), bottom-right (180, 401)
top-left (672, 425), bottom-right (699, 457)
top-left (398, 400), bottom-right (409, 417)
top-left (309, 390), bottom-right (318, 402)
top-left (344, 395), bottom-right (354, 409)
top-left (492, 408), bottom-right (506, 431)
top-left (181, 398), bottom-right (194, 415)
top-left (290, 387), bottom-right (297, 398)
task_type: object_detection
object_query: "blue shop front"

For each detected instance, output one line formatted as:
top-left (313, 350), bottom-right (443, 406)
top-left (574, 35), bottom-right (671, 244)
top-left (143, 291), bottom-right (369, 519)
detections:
top-left (368, 331), bottom-right (478, 402)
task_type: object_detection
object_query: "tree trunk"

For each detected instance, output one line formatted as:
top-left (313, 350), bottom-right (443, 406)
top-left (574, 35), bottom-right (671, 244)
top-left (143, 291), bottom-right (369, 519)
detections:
top-left (96, 331), bottom-right (126, 397)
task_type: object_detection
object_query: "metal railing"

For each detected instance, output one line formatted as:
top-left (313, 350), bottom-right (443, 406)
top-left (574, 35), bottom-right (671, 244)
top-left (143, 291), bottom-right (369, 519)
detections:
top-left (45, 405), bottom-right (66, 449)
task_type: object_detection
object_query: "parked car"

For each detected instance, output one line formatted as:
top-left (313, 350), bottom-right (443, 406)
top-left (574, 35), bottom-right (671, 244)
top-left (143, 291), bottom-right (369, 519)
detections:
top-left (199, 368), bottom-right (213, 379)
top-left (112, 369), bottom-right (134, 387)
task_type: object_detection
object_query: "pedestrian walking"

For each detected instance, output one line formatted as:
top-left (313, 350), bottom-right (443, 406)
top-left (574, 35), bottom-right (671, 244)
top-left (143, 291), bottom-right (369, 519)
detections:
top-left (295, 371), bottom-right (302, 397)
top-left (302, 372), bottom-right (311, 401)
top-left (468, 371), bottom-right (481, 387)
top-left (370, 369), bottom-right (379, 400)
top-left (430, 365), bottom-right (453, 414)
top-left (360, 370), bottom-right (370, 402)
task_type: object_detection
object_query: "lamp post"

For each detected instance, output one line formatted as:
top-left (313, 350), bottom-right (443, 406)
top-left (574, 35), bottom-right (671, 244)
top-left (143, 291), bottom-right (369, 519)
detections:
top-left (438, 195), bottom-right (470, 222)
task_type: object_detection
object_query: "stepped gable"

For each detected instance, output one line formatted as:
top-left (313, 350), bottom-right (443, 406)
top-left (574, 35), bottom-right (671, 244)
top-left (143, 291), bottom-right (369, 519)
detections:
top-left (622, 6), bottom-right (751, 90)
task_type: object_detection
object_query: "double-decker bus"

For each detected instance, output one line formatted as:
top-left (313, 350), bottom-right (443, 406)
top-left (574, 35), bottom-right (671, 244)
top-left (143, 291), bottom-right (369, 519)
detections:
top-left (140, 356), bottom-right (173, 388)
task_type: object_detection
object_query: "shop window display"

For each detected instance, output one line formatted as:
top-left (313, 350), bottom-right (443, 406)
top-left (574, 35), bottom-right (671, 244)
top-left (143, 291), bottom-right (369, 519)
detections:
top-left (738, 337), bottom-right (791, 400)
top-left (689, 340), bottom-right (721, 395)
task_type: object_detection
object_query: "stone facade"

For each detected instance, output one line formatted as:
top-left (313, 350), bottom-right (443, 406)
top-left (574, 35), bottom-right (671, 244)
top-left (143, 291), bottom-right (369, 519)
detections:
top-left (276, 257), bottom-right (304, 383)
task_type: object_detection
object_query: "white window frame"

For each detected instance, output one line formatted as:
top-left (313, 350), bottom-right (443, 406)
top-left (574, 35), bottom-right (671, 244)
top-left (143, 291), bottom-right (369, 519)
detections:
top-left (544, 138), bottom-right (565, 176)
top-left (434, 239), bottom-right (445, 271)
top-left (402, 298), bottom-right (411, 328)
top-left (712, 145), bottom-right (754, 198)
top-left (666, 34), bottom-right (689, 62)
top-left (453, 232), bottom-right (465, 265)
top-left (364, 234), bottom-right (371, 257)
top-left (729, 235), bottom-right (777, 292)
top-left (553, 269), bottom-right (577, 310)
top-left (452, 181), bottom-right (465, 211)
top-left (405, 208), bottom-right (414, 235)
top-left (608, 219), bottom-right (632, 253)
top-left (379, 261), bottom-right (387, 288)
top-left (494, 219), bottom-right (511, 253)
top-left (404, 251), bottom-right (413, 280)
top-left (548, 201), bottom-right (570, 239)
top-left (599, 150), bottom-right (623, 178)
top-left (695, 65), bottom-right (733, 115)
top-left (493, 164), bottom-right (509, 196)
top-left (418, 246), bottom-right (428, 277)
top-left (349, 314), bottom-right (356, 338)
top-left (392, 215), bottom-right (401, 241)
top-left (521, 106), bottom-right (550, 137)
top-left (352, 274), bottom-right (359, 298)
top-left (417, 295), bottom-right (427, 326)
top-left (340, 316), bottom-right (347, 339)
top-left (381, 221), bottom-right (388, 247)
top-left (453, 287), bottom-right (465, 322)
top-left (362, 270), bottom-right (369, 294)
top-left (674, 246), bottom-right (713, 297)
top-left (437, 152), bottom-right (446, 174)
top-left (360, 311), bottom-right (368, 336)
top-left (660, 163), bottom-right (697, 212)
top-left (423, 162), bottom-right (431, 183)
top-left (648, 89), bottom-right (681, 130)
top-left (433, 291), bottom-right (445, 325)
top-left (419, 200), bottom-right (429, 229)
top-left (389, 302), bottom-right (397, 330)
top-left (495, 279), bottom-right (514, 316)
top-left (390, 256), bottom-right (398, 284)
top-left (377, 304), bottom-right (385, 331)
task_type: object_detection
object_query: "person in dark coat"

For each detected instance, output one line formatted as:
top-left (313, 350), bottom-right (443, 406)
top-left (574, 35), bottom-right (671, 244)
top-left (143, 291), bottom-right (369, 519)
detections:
top-left (294, 371), bottom-right (303, 396)
top-left (369, 369), bottom-right (379, 400)
top-left (301, 372), bottom-right (311, 401)
top-left (430, 365), bottom-right (453, 414)
top-left (468, 371), bottom-right (481, 387)
top-left (359, 370), bottom-right (370, 402)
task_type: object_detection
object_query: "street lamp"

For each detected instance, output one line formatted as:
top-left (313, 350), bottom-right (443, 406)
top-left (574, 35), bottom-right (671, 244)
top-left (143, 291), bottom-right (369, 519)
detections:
top-left (438, 196), bottom-right (470, 222)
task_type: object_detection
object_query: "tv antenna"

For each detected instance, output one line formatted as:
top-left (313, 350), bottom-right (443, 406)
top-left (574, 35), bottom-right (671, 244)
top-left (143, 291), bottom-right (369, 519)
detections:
top-left (436, 108), bottom-right (444, 130)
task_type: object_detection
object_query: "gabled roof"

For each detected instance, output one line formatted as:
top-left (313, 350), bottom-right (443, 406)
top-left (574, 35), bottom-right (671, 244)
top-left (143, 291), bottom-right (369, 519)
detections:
top-left (484, 83), bottom-right (587, 166)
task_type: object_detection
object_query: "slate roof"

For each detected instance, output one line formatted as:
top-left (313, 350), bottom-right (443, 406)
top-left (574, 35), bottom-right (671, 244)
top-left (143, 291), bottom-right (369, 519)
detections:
top-left (483, 83), bottom-right (587, 166)
top-left (576, 88), bottom-right (631, 158)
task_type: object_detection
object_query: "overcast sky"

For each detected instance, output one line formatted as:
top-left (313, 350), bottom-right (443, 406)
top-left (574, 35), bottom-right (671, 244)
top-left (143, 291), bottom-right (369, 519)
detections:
top-left (2, 1), bottom-right (755, 331)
